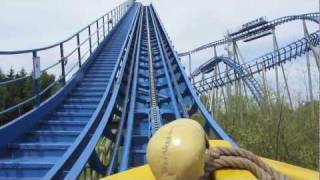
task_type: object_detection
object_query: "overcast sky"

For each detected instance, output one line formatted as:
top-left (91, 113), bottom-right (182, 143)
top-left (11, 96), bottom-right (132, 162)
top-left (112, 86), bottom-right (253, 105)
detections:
top-left (0, 0), bottom-right (319, 101)
top-left (0, 0), bottom-right (317, 49)
top-left (0, 0), bottom-right (317, 63)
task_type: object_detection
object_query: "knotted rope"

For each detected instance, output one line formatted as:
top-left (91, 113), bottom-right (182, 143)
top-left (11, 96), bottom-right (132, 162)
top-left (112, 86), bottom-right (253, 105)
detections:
top-left (200, 147), bottom-right (291, 180)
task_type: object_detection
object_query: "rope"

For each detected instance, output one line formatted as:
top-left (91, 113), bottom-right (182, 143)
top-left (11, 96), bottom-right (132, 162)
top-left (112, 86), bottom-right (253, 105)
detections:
top-left (199, 147), bottom-right (291, 180)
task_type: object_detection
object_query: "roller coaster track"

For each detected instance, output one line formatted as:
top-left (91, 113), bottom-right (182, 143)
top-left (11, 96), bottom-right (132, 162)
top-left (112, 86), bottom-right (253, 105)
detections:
top-left (193, 56), bottom-right (264, 105)
top-left (0, 3), bottom-right (140, 179)
top-left (179, 12), bottom-right (320, 56)
top-left (0, 2), bottom-right (237, 179)
top-left (118, 4), bottom-right (237, 171)
top-left (193, 31), bottom-right (320, 95)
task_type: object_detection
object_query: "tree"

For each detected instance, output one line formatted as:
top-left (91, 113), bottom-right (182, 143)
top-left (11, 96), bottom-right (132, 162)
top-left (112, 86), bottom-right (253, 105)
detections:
top-left (7, 67), bottom-right (15, 80)
top-left (0, 68), bottom-right (57, 126)
top-left (40, 72), bottom-right (56, 101)
top-left (198, 94), bottom-right (318, 170)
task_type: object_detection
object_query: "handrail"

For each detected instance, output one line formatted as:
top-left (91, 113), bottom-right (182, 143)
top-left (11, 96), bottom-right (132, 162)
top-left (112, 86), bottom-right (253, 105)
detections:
top-left (0, 1), bottom-right (134, 55)
top-left (0, 78), bottom-right (61, 116)
top-left (0, 0), bottom-right (135, 124)
top-left (0, 58), bottom-right (61, 86)
top-left (50, 4), bottom-right (141, 178)
top-left (0, 75), bottom-right (31, 86)
top-left (179, 12), bottom-right (320, 56)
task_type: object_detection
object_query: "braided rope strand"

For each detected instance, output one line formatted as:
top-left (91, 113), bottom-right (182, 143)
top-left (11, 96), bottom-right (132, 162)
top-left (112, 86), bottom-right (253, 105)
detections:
top-left (200, 147), bottom-right (291, 180)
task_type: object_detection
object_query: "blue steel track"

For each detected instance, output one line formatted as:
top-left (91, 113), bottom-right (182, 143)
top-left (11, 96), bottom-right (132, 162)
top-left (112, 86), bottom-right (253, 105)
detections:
top-left (1, 1), bottom-right (318, 179)
top-left (0, 2), bottom-right (236, 179)
top-left (192, 32), bottom-right (320, 96)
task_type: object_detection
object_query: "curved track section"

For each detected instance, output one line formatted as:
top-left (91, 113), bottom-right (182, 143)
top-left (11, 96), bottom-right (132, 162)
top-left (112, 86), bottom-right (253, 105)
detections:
top-left (193, 56), bottom-right (263, 105)
top-left (193, 31), bottom-right (320, 92)
top-left (0, 4), bottom-right (141, 179)
top-left (179, 12), bottom-right (319, 56)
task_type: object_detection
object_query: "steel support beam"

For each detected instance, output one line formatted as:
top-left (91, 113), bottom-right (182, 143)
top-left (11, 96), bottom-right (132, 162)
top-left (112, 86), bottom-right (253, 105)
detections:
top-left (272, 29), bottom-right (293, 109)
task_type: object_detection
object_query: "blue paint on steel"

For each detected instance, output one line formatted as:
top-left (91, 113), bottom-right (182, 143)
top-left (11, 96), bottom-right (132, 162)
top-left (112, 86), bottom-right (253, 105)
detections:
top-left (0, 2), bottom-right (239, 178)
top-left (0, 0), bottom-right (134, 120)
top-left (119, 8), bottom-right (145, 172)
top-left (107, 6), bottom-right (144, 175)
top-left (179, 12), bottom-right (320, 56)
top-left (149, 4), bottom-right (237, 147)
top-left (192, 56), bottom-right (264, 106)
top-left (148, 7), bottom-right (182, 119)
top-left (127, 7), bottom-right (156, 167)
top-left (121, 6), bottom-right (237, 172)
top-left (48, 4), bottom-right (142, 179)
top-left (228, 16), bottom-right (269, 36)
top-left (219, 57), bottom-right (263, 105)
top-left (193, 32), bottom-right (320, 92)
top-left (218, 57), bottom-right (263, 105)
top-left (0, 3), bottom-right (139, 179)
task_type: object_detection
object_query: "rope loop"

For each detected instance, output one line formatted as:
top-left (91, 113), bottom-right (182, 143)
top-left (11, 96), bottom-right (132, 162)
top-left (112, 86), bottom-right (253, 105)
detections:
top-left (199, 147), bottom-right (291, 180)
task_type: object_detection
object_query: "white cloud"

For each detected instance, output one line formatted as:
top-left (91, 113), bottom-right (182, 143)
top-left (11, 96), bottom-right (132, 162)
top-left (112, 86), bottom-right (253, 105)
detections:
top-left (0, 0), bottom-right (318, 101)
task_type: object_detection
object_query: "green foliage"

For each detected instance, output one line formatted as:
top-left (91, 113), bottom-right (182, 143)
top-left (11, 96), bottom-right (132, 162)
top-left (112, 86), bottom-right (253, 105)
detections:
top-left (0, 68), bottom-right (58, 126)
top-left (199, 94), bottom-right (319, 170)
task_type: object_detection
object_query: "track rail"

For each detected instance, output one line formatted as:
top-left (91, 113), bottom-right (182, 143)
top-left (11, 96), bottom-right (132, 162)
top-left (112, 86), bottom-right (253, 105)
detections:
top-left (0, 3), bottom-right (238, 178)
top-left (106, 5), bottom-right (144, 176)
top-left (193, 31), bottom-right (320, 92)
top-left (150, 4), bottom-right (237, 145)
top-left (0, 3), bottom-right (141, 179)
top-left (146, 7), bottom-right (163, 133)
top-left (0, 0), bottom-right (134, 121)
top-left (194, 56), bottom-right (263, 105)
top-left (116, 5), bottom-right (237, 172)
top-left (61, 4), bottom-right (142, 179)
top-left (179, 12), bottom-right (320, 56)
top-left (119, 6), bottom-right (185, 169)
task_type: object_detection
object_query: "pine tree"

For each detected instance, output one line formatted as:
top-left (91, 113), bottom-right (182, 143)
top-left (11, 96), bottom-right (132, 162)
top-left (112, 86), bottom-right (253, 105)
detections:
top-left (0, 69), bottom-right (5, 80)
top-left (0, 68), bottom-right (56, 125)
top-left (0, 68), bottom-right (6, 112)
top-left (7, 67), bottom-right (15, 80)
